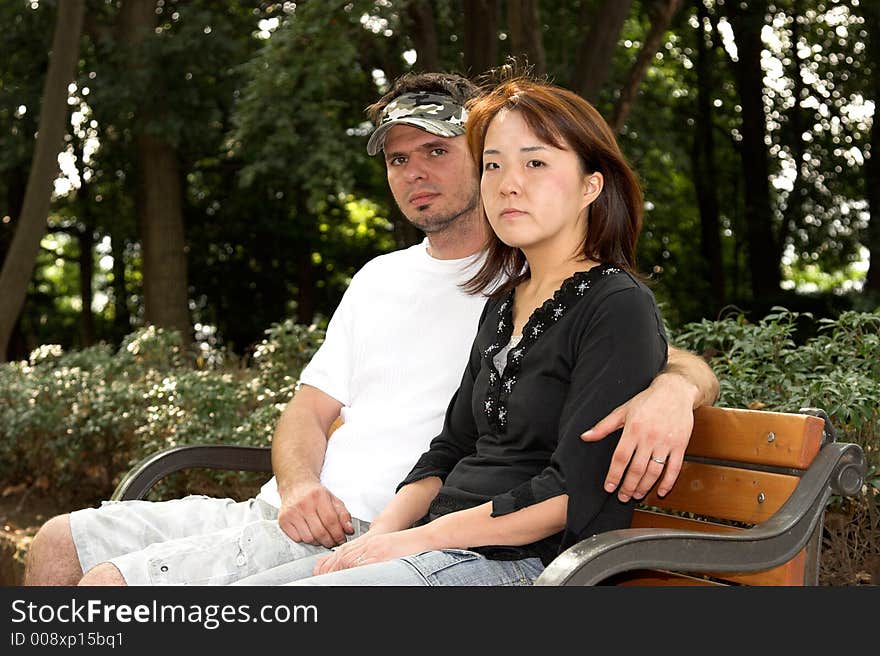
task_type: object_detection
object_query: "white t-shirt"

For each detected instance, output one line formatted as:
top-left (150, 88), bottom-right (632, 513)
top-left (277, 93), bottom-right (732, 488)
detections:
top-left (257, 240), bottom-right (488, 521)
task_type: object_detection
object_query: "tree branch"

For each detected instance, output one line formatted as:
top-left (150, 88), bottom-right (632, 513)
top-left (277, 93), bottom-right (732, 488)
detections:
top-left (610, 0), bottom-right (684, 132)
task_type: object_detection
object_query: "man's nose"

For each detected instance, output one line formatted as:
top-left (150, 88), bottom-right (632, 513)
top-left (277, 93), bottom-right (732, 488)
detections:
top-left (404, 159), bottom-right (428, 182)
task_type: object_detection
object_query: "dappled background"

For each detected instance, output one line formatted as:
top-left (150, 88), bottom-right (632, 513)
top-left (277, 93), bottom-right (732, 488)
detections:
top-left (0, 0), bottom-right (877, 585)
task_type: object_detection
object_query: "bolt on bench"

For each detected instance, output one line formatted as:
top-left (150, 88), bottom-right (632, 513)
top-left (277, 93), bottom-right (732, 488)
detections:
top-left (111, 406), bottom-right (866, 586)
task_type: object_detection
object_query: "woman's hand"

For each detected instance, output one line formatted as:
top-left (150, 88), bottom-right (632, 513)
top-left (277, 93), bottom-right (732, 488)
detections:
top-left (312, 527), bottom-right (432, 576)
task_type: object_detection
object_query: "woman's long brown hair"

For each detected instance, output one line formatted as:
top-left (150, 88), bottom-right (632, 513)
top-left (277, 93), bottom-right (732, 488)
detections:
top-left (463, 76), bottom-right (644, 297)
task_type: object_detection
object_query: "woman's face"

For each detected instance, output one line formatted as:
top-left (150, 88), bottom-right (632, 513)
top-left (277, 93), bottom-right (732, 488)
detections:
top-left (480, 109), bottom-right (602, 254)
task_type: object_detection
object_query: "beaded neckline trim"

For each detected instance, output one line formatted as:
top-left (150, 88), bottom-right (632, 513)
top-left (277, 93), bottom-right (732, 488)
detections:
top-left (481, 264), bottom-right (623, 432)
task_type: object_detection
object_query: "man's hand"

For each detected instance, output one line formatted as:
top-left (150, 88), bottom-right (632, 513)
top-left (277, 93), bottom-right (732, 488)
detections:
top-left (277, 480), bottom-right (353, 548)
top-left (581, 373), bottom-right (698, 501)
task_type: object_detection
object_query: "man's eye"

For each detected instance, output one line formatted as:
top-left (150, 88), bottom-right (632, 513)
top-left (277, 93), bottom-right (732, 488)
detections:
top-left (430, 148), bottom-right (447, 156)
top-left (389, 156), bottom-right (407, 166)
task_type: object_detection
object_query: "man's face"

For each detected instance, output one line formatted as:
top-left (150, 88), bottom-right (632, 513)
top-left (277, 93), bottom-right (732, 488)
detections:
top-left (382, 124), bottom-right (480, 234)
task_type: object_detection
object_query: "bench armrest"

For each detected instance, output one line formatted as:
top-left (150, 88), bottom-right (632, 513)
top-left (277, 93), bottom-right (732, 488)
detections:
top-left (111, 445), bottom-right (273, 502)
top-left (535, 441), bottom-right (866, 586)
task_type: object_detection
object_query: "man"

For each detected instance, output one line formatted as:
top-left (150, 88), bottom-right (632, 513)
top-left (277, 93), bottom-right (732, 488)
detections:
top-left (25, 72), bottom-right (718, 586)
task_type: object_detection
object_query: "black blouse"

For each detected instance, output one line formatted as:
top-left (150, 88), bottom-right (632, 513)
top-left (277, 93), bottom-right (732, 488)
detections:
top-left (398, 264), bottom-right (669, 565)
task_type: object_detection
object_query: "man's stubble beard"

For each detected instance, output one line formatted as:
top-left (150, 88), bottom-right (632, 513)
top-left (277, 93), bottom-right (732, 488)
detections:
top-left (402, 186), bottom-right (481, 235)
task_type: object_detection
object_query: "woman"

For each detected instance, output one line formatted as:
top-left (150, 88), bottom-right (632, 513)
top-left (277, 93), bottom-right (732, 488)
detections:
top-left (283, 76), bottom-right (669, 586)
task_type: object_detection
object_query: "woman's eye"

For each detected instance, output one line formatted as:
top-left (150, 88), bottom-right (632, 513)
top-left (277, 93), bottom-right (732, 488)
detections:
top-left (526, 159), bottom-right (545, 168)
top-left (483, 162), bottom-right (499, 171)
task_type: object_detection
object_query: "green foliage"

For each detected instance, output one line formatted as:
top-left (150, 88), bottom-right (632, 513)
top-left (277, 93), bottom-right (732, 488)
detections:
top-left (251, 319), bottom-right (325, 397)
top-left (0, 0), bottom-right (53, 173)
top-left (673, 306), bottom-right (880, 483)
top-left (3, 306), bottom-right (878, 508)
top-left (182, 2), bottom-right (396, 350)
top-left (231, 1), bottom-right (374, 208)
top-left (4, 0), bottom-right (877, 372)
top-left (0, 322), bottom-right (323, 506)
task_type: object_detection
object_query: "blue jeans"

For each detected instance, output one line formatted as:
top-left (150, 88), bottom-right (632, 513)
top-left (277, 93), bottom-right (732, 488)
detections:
top-left (234, 549), bottom-right (544, 586)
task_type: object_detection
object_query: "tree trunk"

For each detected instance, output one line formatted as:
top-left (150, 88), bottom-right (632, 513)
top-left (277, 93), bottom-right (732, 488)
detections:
top-left (611, 0), bottom-right (683, 132)
top-left (3, 166), bottom-right (29, 360)
top-left (136, 134), bottom-right (191, 339)
top-left (866, 126), bottom-right (880, 291)
top-left (463, 0), bottom-right (499, 76)
top-left (779, 0), bottom-right (805, 255)
top-left (571, 0), bottom-right (634, 103)
top-left (3, 166), bottom-right (28, 231)
top-left (863, 2), bottom-right (880, 291)
top-left (78, 222), bottom-right (96, 346)
top-left (725, 1), bottom-right (781, 300)
top-left (0, 0), bottom-right (85, 362)
top-left (6, 316), bottom-right (29, 362)
top-left (295, 252), bottom-right (316, 326)
top-left (1, 165), bottom-right (28, 262)
top-left (866, 103), bottom-right (880, 292)
top-left (293, 200), bottom-right (317, 325)
top-left (121, 0), bottom-right (191, 342)
top-left (405, 0), bottom-right (440, 73)
top-left (110, 231), bottom-right (131, 341)
top-left (72, 135), bottom-right (95, 346)
top-left (691, 0), bottom-right (725, 310)
top-left (507, 0), bottom-right (546, 76)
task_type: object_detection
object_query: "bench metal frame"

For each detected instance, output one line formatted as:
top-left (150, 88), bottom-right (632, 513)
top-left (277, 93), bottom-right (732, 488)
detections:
top-left (110, 409), bottom-right (866, 586)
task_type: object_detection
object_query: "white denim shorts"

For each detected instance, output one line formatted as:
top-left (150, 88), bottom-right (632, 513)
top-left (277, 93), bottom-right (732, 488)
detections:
top-left (69, 495), bottom-right (370, 586)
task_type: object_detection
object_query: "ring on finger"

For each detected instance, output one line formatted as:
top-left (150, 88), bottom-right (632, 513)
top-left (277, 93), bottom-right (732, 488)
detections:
top-left (651, 457), bottom-right (666, 465)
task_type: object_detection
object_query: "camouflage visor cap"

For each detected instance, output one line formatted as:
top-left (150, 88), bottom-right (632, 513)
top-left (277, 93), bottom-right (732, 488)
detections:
top-left (366, 92), bottom-right (468, 156)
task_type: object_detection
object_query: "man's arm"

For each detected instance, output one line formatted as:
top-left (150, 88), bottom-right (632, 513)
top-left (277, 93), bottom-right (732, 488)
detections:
top-left (272, 383), bottom-right (349, 548)
top-left (581, 345), bottom-right (719, 501)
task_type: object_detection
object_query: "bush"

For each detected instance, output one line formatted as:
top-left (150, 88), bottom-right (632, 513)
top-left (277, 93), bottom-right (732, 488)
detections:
top-left (672, 307), bottom-right (880, 585)
top-left (0, 321), bottom-right (324, 506)
top-left (673, 307), bottom-right (880, 479)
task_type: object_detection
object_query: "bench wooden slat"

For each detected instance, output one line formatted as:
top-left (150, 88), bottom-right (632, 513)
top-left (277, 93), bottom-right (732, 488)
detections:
top-left (686, 405), bottom-right (823, 469)
top-left (640, 461), bottom-right (801, 524)
top-left (610, 570), bottom-right (725, 586)
top-left (631, 509), bottom-right (808, 585)
top-left (722, 551), bottom-right (808, 586)
top-left (631, 508), bottom-right (741, 534)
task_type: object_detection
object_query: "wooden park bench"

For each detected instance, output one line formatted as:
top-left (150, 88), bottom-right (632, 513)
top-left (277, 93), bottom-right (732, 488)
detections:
top-left (111, 405), bottom-right (866, 586)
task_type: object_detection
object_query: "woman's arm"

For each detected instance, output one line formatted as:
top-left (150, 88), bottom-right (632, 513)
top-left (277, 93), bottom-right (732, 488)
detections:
top-left (420, 495), bottom-right (567, 549)
top-left (368, 476), bottom-right (443, 535)
top-left (313, 494), bottom-right (567, 575)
